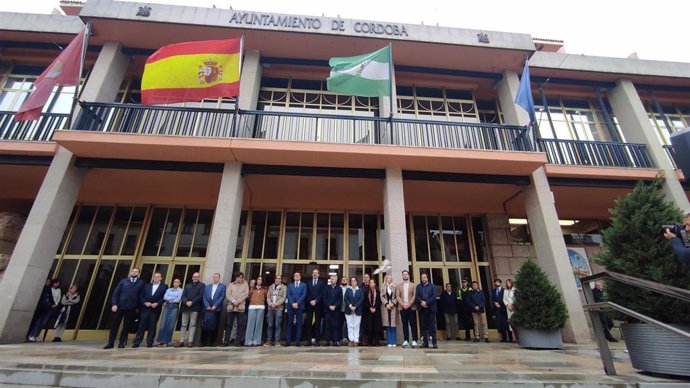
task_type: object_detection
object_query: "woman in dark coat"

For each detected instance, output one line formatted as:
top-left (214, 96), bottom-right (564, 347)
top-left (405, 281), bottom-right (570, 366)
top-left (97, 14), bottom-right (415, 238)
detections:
top-left (363, 278), bottom-right (382, 346)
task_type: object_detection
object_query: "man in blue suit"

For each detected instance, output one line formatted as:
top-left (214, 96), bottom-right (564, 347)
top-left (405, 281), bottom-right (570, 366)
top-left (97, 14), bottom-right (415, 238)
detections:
top-left (305, 268), bottom-right (325, 346)
top-left (416, 273), bottom-right (438, 349)
top-left (104, 268), bottom-right (145, 349)
top-left (133, 272), bottom-right (168, 348)
top-left (285, 272), bottom-right (307, 346)
top-left (201, 273), bottom-right (226, 347)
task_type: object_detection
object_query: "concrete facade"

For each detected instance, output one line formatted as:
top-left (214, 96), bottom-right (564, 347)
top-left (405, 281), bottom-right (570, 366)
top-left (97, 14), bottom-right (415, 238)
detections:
top-left (204, 162), bottom-right (244, 284)
top-left (608, 79), bottom-right (690, 213)
top-left (523, 167), bottom-right (591, 343)
top-left (0, 0), bottom-right (689, 346)
top-left (383, 168), bottom-right (409, 284)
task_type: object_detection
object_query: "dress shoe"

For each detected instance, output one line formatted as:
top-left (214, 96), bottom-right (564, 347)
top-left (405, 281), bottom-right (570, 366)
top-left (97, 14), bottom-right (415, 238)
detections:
top-left (146, 344), bottom-right (153, 348)
top-left (420, 343), bottom-right (429, 348)
top-left (132, 343), bottom-right (140, 348)
top-left (175, 342), bottom-right (184, 348)
top-left (187, 343), bottom-right (194, 348)
top-left (52, 337), bottom-right (62, 342)
top-left (103, 344), bottom-right (114, 349)
top-left (118, 343), bottom-right (126, 348)
top-left (432, 344), bottom-right (438, 349)
top-left (473, 338), bottom-right (479, 343)
top-left (484, 338), bottom-right (490, 343)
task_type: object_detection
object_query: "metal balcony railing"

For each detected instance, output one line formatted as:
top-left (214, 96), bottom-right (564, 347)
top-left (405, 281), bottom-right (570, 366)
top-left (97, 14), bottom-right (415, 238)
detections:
top-left (75, 102), bottom-right (534, 152)
top-left (663, 145), bottom-right (678, 169)
top-left (538, 138), bottom-right (654, 168)
top-left (0, 111), bottom-right (69, 141)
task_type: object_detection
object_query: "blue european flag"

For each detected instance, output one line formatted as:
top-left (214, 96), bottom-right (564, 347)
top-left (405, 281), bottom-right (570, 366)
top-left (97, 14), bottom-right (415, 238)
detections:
top-left (515, 61), bottom-right (536, 125)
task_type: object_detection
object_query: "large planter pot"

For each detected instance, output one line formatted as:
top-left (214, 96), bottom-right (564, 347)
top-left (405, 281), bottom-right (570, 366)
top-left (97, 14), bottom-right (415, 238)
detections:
top-left (621, 322), bottom-right (690, 377)
top-left (518, 328), bottom-right (563, 349)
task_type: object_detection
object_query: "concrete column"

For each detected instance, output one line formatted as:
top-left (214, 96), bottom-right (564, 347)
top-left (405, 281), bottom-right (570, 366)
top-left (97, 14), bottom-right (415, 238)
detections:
top-left (0, 212), bottom-right (26, 284)
top-left (72, 42), bottom-right (130, 123)
top-left (0, 147), bottom-right (85, 343)
top-left (608, 79), bottom-right (690, 212)
top-left (383, 167), bottom-right (408, 284)
top-left (523, 166), bottom-right (590, 344)
top-left (238, 50), bottom-right (262, 110)
top-left (204, 162), bottom-right (244, 284)
top-left (496, 71), bottom-right (531, 126)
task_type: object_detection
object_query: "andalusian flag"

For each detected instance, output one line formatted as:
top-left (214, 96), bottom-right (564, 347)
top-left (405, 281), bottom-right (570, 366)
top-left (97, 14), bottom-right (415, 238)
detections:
top-left (327, 46), bottom-right (391, 97)
top-left (141, 38), bottom-right (242, 106)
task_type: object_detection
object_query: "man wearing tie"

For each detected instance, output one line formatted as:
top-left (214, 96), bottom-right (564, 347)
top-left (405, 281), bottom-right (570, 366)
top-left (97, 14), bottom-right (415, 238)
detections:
top-left (202, 273), bottom-right (226, 347)
top-left (285, 272), bottom-right (307, 346)
top-left (306, 268), bottom-right (325, 346)
top-left (133, 272), bottom-right (168, 348)
top-left (104, 268), bottom-right (144, 349)
top-left (492, 278), bottom-right (508, 342)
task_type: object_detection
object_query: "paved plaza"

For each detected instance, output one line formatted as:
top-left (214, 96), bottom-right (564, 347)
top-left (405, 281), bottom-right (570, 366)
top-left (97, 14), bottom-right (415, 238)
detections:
top-left (0, 340), bottom-right (687, 387)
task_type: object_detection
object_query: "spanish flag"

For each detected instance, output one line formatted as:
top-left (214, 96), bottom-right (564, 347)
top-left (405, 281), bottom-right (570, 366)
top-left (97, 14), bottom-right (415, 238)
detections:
top-left (141, 38), bottom-right (242, 106)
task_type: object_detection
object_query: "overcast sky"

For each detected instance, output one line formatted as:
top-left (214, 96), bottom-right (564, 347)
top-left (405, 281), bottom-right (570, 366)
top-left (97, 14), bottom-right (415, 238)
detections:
top-left (3, 0), bottom-right (688, 63)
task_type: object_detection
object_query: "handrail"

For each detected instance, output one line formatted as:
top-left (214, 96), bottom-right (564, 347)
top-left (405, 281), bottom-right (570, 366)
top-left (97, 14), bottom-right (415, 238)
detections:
top-left (76, 101), bottom-right (532, 151)
top-left (580, 271), bottom-right (690, 302)
top-left (580, 271), bottom-right (690, 376)
top-left (537, 137), bottom-right (654, 168)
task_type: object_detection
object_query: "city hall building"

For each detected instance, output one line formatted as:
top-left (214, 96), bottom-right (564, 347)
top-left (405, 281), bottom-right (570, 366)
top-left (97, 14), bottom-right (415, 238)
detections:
top-left (0, 0), bottom-right (688, 344)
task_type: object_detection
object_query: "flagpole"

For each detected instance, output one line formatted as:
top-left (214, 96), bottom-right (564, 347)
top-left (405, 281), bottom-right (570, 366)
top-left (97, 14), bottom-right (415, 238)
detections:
top-left (231, 34), bottom-right (245, 138)
top-left (387, 43), bottom-right (394, 144)
top-left (66, 21), bottom-right (91, 129)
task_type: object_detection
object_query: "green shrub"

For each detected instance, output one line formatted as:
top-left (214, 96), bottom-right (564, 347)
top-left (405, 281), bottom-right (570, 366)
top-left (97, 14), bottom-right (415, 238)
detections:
top-left (594, 178), bottom-right (690, 323)
top-left (512, 259), bottom-right (569, 330)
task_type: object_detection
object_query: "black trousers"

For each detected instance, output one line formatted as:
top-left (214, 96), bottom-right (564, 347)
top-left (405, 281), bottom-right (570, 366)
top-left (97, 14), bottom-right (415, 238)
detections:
top-left (224, 311), bottom-right (247, 344)
top-left (134, 308), bottom-right (161, 346)
top-left (200, 311), bottom-right (221, 346)
top-left (419, 308), bottom-right (437, 345)
top-left (108, 308), bottom-right (137, 346)
top-left (325, 308), bottom-right (341, 343)
top-left (305, 304), bottom-right (323, 341)
top-left (399, 308), bottom-right (418, 342)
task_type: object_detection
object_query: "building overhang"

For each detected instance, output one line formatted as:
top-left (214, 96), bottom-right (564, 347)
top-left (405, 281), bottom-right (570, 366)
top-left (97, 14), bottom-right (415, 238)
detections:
top-left (72, 0), bottom-right (533, 75)
top-left (53, 130), bottom-right (547, 177)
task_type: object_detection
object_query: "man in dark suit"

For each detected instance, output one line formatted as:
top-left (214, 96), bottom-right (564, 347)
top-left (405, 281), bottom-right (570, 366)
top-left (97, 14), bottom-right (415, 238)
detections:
top-left (178, 272), bottom-right (204, 347)
top-left (133, 272), bottom-right (168, 348)
top-left (492, 278), bottom-right (509, 342)
top-left (285, 272), bottom-right (307, 346)
top-left (324, 274), bottom-right (343, 346)
top-left (104, 268), bottom-right (145, 349)
top-left (201, 273), bottom-right (226, 347)
top-left (305, 268), bottom-right (325, 346)
top-left (416, 273), bottom-right (438, 349)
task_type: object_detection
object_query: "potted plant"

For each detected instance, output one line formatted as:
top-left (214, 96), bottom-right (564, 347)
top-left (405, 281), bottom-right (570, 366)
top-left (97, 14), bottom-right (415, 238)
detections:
top-left (594, 178), bottom-right (690, 376)
top-left (511, 259), bottom-right (569, 349)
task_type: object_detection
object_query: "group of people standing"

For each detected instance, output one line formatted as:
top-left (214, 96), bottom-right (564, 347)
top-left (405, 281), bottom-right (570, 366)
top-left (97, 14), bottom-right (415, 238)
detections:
top-left (29, 267), bottom-right (520, 348)
top-left (440, 278), bottom-right (518, 343)
top-left (26, 278), bottom-right (80, 343)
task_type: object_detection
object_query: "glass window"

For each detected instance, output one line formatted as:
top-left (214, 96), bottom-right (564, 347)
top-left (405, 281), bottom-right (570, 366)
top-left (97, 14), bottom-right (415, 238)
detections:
top-left (413, 215), bottom-right (430, 261)
top-left (248, 211), bottom-right (267, 259)
top-left (348, 214), bottom-right (364, 260)
top-left (84, 206), bottom-right (114, 255)
top-left (235, 211), bottom-right (248, 259)
top-left (330, 213), bottom-right (344, 260)
top-left (65, 206), bottom-right (97, 255)
top-left (536, 96), bottom-right (620, 141)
